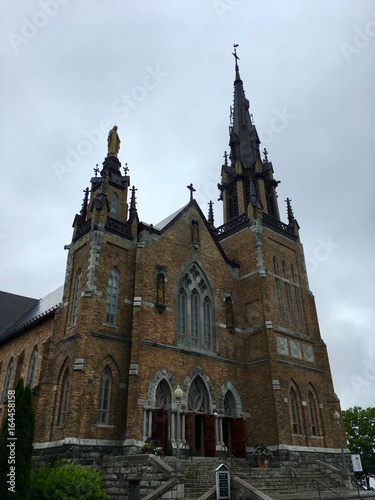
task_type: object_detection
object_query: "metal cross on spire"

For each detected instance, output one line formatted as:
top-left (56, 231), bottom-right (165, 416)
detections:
top-left (232, 44), bottom-right (239, 69)
top-left (187, 183), bottom-right (196, 201)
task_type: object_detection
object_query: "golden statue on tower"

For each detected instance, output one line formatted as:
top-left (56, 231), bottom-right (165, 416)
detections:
top-left (107, 125), bottom-right (121, 157)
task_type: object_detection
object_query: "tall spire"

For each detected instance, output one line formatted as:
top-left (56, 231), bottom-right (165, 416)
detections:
top-left (229, 44), bottom-right (260, 170)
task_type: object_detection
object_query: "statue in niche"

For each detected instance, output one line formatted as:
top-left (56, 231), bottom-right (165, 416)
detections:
top-left (107, 125), bottom-right (121, 157)
top-left (156, 273), bottom-right (166, 313)
top-left (191, 219), bottom-right (199, 249)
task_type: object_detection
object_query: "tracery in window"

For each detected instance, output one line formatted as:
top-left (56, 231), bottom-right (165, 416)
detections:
top-left (176, 263), bottom-right (215, 351)
top-left (224, 391), bottom-right (236, 417)
top-left (188, 376), bottom-right (209, 413)
top-left (106, 268), bottom-right (119, 325)
top-left (155, 380), bottom-right (171, 408)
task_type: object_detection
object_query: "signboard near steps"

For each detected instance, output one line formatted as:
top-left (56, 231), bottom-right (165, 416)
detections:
top-left (216, 463), bottom-right (230, 500)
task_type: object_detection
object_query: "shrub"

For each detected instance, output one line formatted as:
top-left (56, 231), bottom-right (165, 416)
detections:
top-left (30, 461), bottom-right (105, 500)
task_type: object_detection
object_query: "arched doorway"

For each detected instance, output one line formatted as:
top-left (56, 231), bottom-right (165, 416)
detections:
top-left (222, 390), bottom-right (246, 458)
top-left (151, 379), bottom-right (171, 452)
top-left (185, 376), bottom-right (215, 456)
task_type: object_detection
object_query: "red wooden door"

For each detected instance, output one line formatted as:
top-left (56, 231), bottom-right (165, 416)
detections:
top-left (204, 415), bottom-right (216, 457)
top-left (152, 409), bottom-right (168, 452)
top-left (185, 412), bottom-right (196, 454)
top-left (230, 418), bottom-right (246, 458)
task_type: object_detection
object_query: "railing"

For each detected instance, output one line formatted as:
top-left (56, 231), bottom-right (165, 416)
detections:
top-left (215, 213), bottom-right (249, 236)
top-left (227, 450), bottom-right (252, 485)
top-left (280, 462), bottom-right (297, 491)
top-left (312, 479), bottom-right (347, 499)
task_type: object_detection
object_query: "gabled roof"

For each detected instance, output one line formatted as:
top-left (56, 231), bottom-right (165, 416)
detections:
top-left (142, 199), bottom-right (240, 269)
top-left (0, 286), bottom-right (63, 344)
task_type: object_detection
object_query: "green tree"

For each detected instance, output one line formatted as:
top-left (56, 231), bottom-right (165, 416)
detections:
top-left (0, 378), bottom-right (35, 499)
top-left (30, 461), bottom-right (106, 499)
top-left (342, 406), bottom-right (375, 484)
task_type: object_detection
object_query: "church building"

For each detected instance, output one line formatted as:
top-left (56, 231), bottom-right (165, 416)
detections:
top-left (0, 51), bottom-right (346, 466)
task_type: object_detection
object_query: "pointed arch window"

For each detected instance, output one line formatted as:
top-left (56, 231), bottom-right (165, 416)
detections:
top-left (1, 358), bottom-right (14, 403)
top-left (273, 257), bottom-right (284, 322)
top-left (290, 389), bottom-right (300, 434)
top-left (308, 393), bottom-right (318, 436)
top-left (175, 263), bottom-right (216, 351)
top-left (71, 269), bottom-right (82, 326)
top-left (110, 192), bottom-right (119, 217)
top-left (105, 268), bottom-right (119, 325)
top-left (291, 265), bottom-right (303, 328)
top-left (58, 369), bottom-right (69, 426)
top-left (177, 289), bottom-right (186, 344)
top-left (97, 366), bottom-right (112, 424)
top-left (283, 261), bottom-right (294, 325)
top-left (26, 346), bottom-right (38, 388)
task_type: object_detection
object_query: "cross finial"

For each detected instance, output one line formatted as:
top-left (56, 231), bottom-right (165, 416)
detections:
top-left (94, 164), bottom-right (99, 176)
top-left (123, 163), bottom-right (129, 175)
top-left (263, 148), bottom-right (269, 163)
top-left (187, 183), bottom-right (196, 201)
top-left (232, 44), bottom-right (239, 61)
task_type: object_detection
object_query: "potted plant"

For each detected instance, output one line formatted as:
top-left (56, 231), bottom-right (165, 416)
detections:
top-left (253, 444), bottom-right (272, 468)
top-left (142, 442), bottom-right (154, 454)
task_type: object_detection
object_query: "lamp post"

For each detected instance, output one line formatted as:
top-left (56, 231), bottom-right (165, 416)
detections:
top-left (174, 385), bottom-right (183, 463)
top-left (333, 410), bottom-right (345, 471)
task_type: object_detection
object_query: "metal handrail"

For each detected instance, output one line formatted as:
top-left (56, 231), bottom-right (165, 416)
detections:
top-left (312, 479), bottom-right (347, 500)
top-left (280, 462), bottom-right (297, 490)
top-left (227, 451), bottom-right (252, 484)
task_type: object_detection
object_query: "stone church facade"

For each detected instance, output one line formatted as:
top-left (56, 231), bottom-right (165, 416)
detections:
top-left (0, 54), bottom-right (346, 465)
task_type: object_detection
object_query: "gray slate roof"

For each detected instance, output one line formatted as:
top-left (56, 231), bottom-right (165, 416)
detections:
top-left (0, 286), bottom-right (63, 344)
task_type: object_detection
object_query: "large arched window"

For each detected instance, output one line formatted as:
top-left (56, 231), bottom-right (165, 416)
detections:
top-left (290, 388), bottom-right (300, 434)
top-left (155, 379), bottom-right (171, 408)
top-left (273, 257), bottom-right (284, 322)
top-left (176, 263), bottom-right (215, 351)
top-left (58, 369), bottom-right (69, 426)
top-left (105, 268), bottom-right (119, 325)
top-left (1, 358), bottom-right (14, 403)
top-left (71, 269), bottom-right (82, 326)
top-left (97, 366), bottom-right (112, 424)
top-left (291, 265), bottom-right (303, 328)
top-left (308, 392), bottom-right (318, 436)
top-left (224, 390), bottom-right (236, 417)
top-left (282, 261), bottom-right (294, 325)
top-left (26, 346), bottom-right (38, 388)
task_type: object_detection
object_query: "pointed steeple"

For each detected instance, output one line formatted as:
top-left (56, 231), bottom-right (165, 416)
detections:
top-left (128, 185), bottom-right (138, 222)
top-left (229, 44), bottom-right (260, 169)
top-left (207, 200), bottom-right (215, 227)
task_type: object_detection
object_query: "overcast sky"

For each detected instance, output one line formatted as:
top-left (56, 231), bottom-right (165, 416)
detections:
top-left (1, 1), bottom-right (374, 412)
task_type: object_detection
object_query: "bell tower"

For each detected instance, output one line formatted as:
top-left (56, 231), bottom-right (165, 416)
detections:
top-left (218, 45), bottom-right (281, 226)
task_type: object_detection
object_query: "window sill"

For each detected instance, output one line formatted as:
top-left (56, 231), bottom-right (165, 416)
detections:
top-left (94, 424), bottom-right (116, 428)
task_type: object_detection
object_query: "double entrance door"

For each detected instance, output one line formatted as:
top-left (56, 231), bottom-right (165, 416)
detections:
top-left (151, 409), bottom-right (246, 458)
